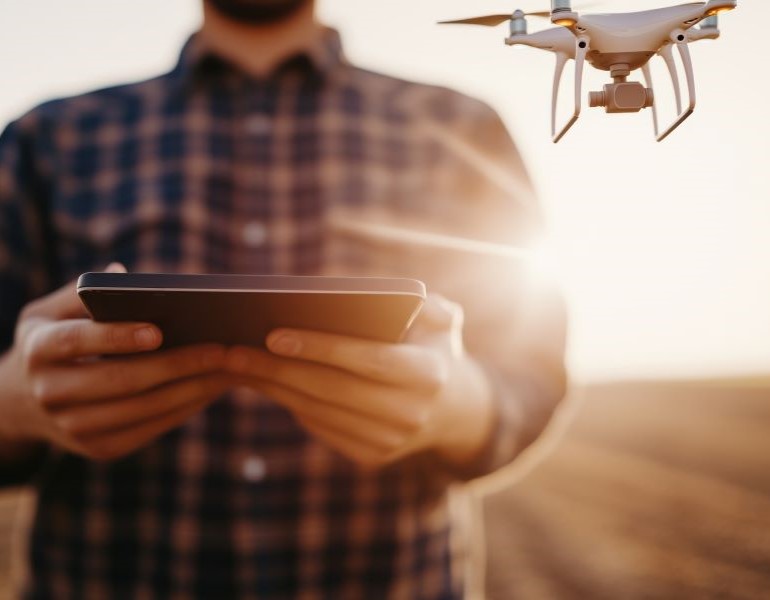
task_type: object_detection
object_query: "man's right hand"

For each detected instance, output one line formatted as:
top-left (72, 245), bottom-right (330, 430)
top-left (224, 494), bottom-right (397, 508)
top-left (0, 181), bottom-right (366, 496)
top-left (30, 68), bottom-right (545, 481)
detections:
top-left (0, 264), bottom-right (233, 462)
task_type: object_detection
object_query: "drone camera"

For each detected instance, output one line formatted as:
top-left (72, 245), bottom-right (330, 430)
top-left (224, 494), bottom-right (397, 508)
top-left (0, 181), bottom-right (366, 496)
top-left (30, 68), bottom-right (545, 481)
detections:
top-left (589, 82), bottom-right (654, 114)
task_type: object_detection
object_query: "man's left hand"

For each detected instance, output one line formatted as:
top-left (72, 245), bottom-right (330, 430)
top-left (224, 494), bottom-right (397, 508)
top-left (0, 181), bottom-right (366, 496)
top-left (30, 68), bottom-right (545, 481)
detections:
top-left (224, 294), bottom-right (495, 470)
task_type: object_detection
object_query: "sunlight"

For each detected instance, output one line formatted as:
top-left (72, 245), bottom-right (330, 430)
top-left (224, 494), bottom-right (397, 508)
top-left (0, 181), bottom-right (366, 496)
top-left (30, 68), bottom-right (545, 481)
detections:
top-left (1, 0), bottom-right (767, 380)
top-left (525, 235), bottom-right (563, 286)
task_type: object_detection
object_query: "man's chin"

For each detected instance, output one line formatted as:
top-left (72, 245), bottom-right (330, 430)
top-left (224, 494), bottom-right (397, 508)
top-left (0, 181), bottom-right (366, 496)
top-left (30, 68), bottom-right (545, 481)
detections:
top-left (205, 0), bottom-right (310, 25)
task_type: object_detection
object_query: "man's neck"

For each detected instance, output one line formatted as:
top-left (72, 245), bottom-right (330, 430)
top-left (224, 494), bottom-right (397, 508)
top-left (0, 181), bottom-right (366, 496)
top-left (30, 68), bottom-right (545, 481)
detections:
top-left (199, 1), bottom-right (322, 78)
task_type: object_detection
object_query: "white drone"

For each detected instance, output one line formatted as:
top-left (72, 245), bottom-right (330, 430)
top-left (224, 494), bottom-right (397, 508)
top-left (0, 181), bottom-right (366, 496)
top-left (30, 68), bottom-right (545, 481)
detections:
top-left (440, 0), bottom-right (737, 142)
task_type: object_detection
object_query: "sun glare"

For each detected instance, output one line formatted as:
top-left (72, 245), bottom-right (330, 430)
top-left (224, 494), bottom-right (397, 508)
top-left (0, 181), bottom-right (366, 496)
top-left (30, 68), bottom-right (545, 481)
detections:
top-left (0, 0), bottom-right (766, 380)
top-left (525, 237), bottom-right (563, 285)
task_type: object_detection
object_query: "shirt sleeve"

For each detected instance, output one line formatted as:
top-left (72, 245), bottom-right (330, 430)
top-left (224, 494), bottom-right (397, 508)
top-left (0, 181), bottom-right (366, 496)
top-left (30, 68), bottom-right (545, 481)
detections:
top-left (0, 116), bottom-right (57, 487)
top-left (417, 98), bottom-right (568, 481)
top-left (0, 115), bottom-right (56, 355)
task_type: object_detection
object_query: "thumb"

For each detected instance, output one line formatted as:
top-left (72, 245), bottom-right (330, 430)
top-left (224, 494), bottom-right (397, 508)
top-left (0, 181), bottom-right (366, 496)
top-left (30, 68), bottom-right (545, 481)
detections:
top-left (414, 294), bottom-right (462, 331)
top-left (25, 262), bottom-right (126, 321)
top-left (407, 294), bottom-right (464, 347)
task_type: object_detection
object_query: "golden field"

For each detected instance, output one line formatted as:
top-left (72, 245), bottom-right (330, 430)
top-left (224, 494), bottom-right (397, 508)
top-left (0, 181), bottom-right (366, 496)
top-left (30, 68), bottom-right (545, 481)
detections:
top-left (2, 380), bottom-right (769, 599)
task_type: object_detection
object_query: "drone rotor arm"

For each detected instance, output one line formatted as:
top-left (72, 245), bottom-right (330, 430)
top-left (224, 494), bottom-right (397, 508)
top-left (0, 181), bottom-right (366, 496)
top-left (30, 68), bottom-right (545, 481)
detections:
top-left (687, 16), bottom-right (721, 42)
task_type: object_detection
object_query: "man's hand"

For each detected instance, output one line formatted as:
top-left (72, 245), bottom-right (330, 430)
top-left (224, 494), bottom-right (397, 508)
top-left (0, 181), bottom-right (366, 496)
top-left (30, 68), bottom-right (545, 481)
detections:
top-left (224, 294), bottom-right (495, 470)
top-left (0, 264), bottom-right (234, 462)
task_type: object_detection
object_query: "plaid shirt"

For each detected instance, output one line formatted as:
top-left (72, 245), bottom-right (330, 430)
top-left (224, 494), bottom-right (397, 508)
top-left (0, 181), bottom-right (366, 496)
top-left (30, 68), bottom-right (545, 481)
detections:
top-left (0, 29), bottom-right (566, 599)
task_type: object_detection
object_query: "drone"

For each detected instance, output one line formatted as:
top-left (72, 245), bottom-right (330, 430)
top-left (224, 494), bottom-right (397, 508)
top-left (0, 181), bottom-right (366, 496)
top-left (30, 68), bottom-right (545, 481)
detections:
top-left (439, 1), bottom-right (737, 142)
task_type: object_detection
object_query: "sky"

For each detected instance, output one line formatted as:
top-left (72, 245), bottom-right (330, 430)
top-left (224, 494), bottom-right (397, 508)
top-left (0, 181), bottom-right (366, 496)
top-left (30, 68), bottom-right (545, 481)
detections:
top-left (0, 0), bottom-right (767, 381)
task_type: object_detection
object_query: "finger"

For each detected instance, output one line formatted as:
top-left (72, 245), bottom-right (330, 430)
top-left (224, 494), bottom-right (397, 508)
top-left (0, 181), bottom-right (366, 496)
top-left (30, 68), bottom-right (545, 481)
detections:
top-left (104, 262), bottom-right (127, 273)
top-left (26, 319), bottom-right (162, 365)
top-left (265, 329), bottom-right (446, 391)
top-left (411, 294), bottom-right (461, 332)
top-left (226, 348), bottom-right (429, 430)
top-left (65, 373), bottom-right (233, 460)
top-left (298, 415), bottom-right (391, 469)
top-left (21, 279), bottom-right (87, 322)
top-left (21, 263), bottom-right (126, 322)
top-left (407, 294), bottom-right (465, 352)
top-left (36, 344), bottom-right (226, 407)
top-left (252, 379), bottom-right (414, 451)
top-left (55, 373), bottom-right (236, 438)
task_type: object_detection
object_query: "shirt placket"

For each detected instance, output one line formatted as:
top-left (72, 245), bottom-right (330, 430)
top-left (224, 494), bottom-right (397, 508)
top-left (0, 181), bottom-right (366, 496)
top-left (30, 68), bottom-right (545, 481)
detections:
top-left (231, 77), bottom-right (279, 275)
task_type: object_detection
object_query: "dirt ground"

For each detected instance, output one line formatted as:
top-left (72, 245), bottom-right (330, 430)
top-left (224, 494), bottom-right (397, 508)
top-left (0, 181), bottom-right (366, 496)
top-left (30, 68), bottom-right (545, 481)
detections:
top-left (2, 380), bottom-right (770, 599)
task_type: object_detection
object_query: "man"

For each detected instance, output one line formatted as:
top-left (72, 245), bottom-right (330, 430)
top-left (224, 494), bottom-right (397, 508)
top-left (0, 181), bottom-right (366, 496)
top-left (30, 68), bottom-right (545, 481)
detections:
top-left (0, 0), bottom-right (567, 597)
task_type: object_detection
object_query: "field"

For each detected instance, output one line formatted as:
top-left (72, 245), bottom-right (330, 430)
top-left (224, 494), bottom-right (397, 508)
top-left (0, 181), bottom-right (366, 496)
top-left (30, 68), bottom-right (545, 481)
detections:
top-left (3, 380), bottom-right (770, 598)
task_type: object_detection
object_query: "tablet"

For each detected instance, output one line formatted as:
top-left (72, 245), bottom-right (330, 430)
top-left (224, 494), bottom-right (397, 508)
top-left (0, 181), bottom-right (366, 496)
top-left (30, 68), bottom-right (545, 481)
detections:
top-left (77, 273), bottom-right (426, 348)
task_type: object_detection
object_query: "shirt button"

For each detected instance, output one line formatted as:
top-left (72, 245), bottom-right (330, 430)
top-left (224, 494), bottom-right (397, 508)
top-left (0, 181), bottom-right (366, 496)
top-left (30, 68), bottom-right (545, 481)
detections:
top-left (242, 221), bottom-right (268, 247)
top-left (242, 455), bottom-right (267, 483)
top-left (245, 115), bottom-right (271, 135)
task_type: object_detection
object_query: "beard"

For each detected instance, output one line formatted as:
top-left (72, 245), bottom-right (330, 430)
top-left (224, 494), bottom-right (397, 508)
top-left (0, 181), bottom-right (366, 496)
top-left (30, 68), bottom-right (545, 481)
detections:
top-left (206, 0), bottom-right (310, 24)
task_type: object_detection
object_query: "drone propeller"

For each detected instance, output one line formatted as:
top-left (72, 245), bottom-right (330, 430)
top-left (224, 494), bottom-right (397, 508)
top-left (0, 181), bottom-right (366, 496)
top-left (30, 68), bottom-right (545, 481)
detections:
top-left (438, 12), bottom-right (548, 27)
top-left (438, 3), bottom-right (603, 27)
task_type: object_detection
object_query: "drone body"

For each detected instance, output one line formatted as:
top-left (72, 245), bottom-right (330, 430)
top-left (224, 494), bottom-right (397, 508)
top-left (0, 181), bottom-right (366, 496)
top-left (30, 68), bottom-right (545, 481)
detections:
top-left (440, 1), bottom-right (737, 142)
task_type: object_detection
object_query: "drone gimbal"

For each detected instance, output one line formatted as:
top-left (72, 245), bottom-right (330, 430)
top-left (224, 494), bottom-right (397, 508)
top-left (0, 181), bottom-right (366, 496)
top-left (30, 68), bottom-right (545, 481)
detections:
top-left (440, 1), bottom-right (737, 142)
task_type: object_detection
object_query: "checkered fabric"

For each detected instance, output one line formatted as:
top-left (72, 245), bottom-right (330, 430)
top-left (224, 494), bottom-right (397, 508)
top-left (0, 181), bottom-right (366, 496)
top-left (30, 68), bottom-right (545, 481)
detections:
top-left (0, 28), bottom-right (566, 599)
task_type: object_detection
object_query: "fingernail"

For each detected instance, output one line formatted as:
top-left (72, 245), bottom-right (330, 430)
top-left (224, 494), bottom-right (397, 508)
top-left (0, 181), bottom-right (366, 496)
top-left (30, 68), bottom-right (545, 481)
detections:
top-left (135, 327), bottom-right (158, 347)
top-left (269, 334), bottom-right (301, 356)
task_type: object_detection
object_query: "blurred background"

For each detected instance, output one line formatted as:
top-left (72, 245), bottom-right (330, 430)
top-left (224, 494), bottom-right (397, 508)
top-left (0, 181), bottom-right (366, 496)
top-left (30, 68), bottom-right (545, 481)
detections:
top-left (1, 1), bottom-right (768, 597)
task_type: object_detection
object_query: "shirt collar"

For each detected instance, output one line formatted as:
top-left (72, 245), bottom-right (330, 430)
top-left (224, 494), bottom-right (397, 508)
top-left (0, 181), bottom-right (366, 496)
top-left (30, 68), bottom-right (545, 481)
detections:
top-left (169, 26), bottom-right (346, 89)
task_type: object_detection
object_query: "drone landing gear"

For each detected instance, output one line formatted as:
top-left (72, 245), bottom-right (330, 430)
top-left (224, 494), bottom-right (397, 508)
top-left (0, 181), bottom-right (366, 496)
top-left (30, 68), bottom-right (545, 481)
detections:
top-left (642, 30), bottom-right (697, 142)
top-left (549, 31), bottom-right (698, 143)
top-left (551, 38), bottom-right (588, 143)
